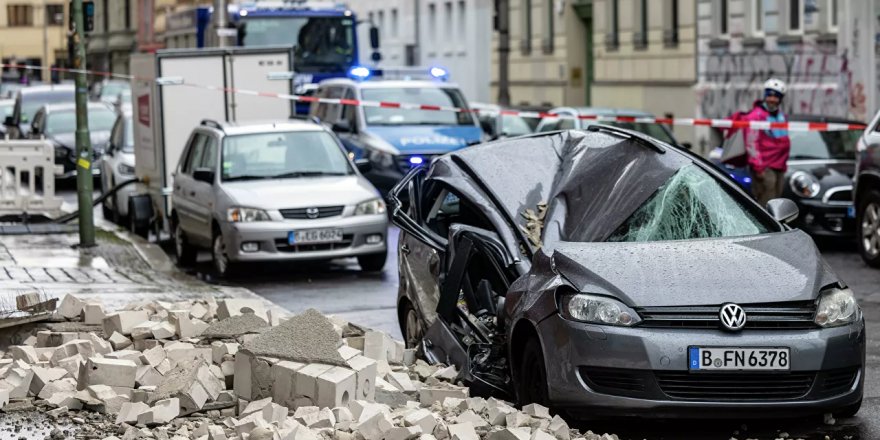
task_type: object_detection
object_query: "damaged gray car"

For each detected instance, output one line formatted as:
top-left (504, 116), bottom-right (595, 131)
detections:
top-left (389, 126), bottom-right (865, 419)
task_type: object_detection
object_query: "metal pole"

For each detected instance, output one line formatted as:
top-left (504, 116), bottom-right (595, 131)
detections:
top-left (497, 0), bottom-right (510, 106)
top-left (42, 0), bottom-right (50, 82)
top-left (214, 0), bottom-right (232, 47)
top-left (72, 0), bottom-right (95, 247)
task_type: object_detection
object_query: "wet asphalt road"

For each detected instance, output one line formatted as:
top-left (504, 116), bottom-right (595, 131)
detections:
top-left (60, 187), bottom-right (880, 440)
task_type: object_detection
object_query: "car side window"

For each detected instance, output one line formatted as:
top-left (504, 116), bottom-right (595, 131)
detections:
top-left (181, 134), bottom-right (207, 175)
top-left (199, 135), bottom-right (218, 170)
top-left (322, 87), bottom-right (345, 125)
top-left (424, 188), bottom-right (493, 239)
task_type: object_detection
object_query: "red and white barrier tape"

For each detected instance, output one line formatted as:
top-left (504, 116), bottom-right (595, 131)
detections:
top-left (3, 63), bottom-right (867, 132)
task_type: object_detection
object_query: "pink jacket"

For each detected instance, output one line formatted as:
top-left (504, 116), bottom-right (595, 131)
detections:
top-left (725, 100), bottom-right (791, 173)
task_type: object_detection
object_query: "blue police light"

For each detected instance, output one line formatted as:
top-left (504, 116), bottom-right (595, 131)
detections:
top-left (429, 66), bottom-right (449, 79)
top-left (744, 177), bottom-right (752, 183)
top-left (349, 66), bottom-right (371, 80)
top-left (409, 156), bottom-right (424, 165)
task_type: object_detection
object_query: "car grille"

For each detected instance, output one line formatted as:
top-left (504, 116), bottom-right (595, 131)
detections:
top-left (580, 367), bottom-right (649, 395)
top-left (818, 368), bottom-right (859, 396)
top-left (279, 206), bottom-right (344, 219)
top-left (274, 234), bottom-right (353, 253)
top-left (635, 301), bottom-right (818, 330)
top-left (396, 154), bottom-right (434, 172)
top-left (825, 188), bottom-right (853, 203)
top-left (655, 371), bottom-right (814, 401)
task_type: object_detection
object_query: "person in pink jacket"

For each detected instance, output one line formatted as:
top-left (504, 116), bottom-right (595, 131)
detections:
top-left (725, 78), bottom-right (792, 206)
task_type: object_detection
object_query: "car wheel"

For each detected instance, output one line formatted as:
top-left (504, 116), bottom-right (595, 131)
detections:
top-left (173, 218), bottom-right (197, 266)
top-left (212, 231), bottom-right (235, 277)
top-left (400, 300), bottom-right (423, 349)
top-left (358, 252), bottom-right (387, 272)
top-left (517, 337), bottom-right (550, 408)
top-left (834, 399), bottom-right (862, 419)
top-left (857, 189), bottom-right (880, 268)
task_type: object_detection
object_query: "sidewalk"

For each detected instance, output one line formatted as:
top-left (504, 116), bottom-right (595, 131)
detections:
top-left (0, 224), bottom-right (285, 317)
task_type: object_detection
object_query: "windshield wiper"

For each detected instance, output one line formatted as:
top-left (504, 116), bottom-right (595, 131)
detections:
top-left (789, 154), bottom-right (826, 160)
top-left (270, 171), bottom-right (350, 178)
top-left (223, 174), bottom-right (271, 182)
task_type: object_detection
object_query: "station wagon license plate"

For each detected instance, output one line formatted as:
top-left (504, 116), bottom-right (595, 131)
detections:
top-left (688, 347), bottom-right (790, 371)
top-left (288, 228), bottom-right (343, 245)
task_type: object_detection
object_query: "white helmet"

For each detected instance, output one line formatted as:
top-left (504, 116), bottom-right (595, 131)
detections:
top-left (764, 78), bottom-right (787, 95)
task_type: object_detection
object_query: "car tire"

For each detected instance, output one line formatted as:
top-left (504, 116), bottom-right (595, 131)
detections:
top-left (400, 300), bottom-right (423, 349)
top-left (212, 231), bottom-right (235, 278)
top-left (857, 189), bottom-right (880, 268)
top-left (173, 217), bottom-right (197, 267)
top-left (834, 399), bottom-right (862, 419)
top-left (517, 337), bottom-right (550, 408)
top-left (358, 252), bottom-right (387, 272)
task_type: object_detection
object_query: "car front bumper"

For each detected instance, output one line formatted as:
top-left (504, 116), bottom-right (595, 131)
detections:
top-left (793, 199), bottom-right (856, 237)
top-left (536, 314), bottom-right (865, 418)
top-left (219, 214), bottom-right (388, 263)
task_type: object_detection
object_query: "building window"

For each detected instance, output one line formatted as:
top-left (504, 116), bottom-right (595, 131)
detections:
top-left (428, 4), bottom-right (437, 43)
top-left (378, 9), bottom-right (385, 37)
top-left (6, 4), bottom-right (34, 27)
top-left (46, 4), bottom-right (64, 26)
top-left (521, 0), bottom-right (532, 54)
top-left (445, 2), bottom-right (453, 41)
top-left (102, 0), bottom-right (108, 31)
top-left (828, 0), bottom-right (839, 31)
top-left (788, 0), bottom-right (804, 33)
top-left (458, 1), bottom-right (466, 42)
top-left (391, 8), bottom-right (398, 38)
top-left (542, 0), bottom-right (554, 54)
top-left (750, 0), bottom-right (764, 35)
top-left (124, 0), bottom-right (131, 30)
top-left (633, 0), bottom-right (648, 49)
top-left (663, 0), bottom-right (679, 46)
top-left (605, 0), bottom-right (619, 49)
top-left (717, 0), bottom-right (729, 36)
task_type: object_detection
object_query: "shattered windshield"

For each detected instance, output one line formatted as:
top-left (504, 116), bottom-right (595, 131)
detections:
top-left (606, 164), bottom-right (771, 242)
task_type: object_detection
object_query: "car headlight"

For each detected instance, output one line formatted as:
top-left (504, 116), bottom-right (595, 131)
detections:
top-left (789, 171), bottom-right (820, 198)
top-left (368, 149), bottom-right (395, 169)
top-left (559, 293), bottom-right (641, 327)
top-left (117, 163), bottom-right (135, 175)
top-left (815, 287), bottom-right (859, 328)
top-left (355, 198), bottom-right (386, 216)
top-left (227, 207), bottom-right (271, 222)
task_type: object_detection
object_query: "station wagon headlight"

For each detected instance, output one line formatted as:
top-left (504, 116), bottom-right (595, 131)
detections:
top-left (355, 198), bottom-right (386, 216)
top-left (560, 293), bottom-right (641, 327)
top-left (815, 287), bottom-right (859, 328)
top-left (227, 207), bottom-right (270, 222)
top-left (789, 171), bottom-right (820, 198)
top-left (117, 163), bottom-right (135, 175)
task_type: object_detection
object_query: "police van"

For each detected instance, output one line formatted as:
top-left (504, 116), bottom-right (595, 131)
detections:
top-left (308, 67), bottom-right (483, 195)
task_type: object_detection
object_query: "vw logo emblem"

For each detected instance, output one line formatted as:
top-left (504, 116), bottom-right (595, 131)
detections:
top-left (305, 207), bottom-right (320, 219)
top-left (719, 303), bottom-right (747, 331)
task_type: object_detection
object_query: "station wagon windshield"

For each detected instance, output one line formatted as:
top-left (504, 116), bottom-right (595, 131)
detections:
top-left (45, 108), bottom-right (117, 135)
top-left (362, 87), bottom-right (473, 126)
top-left (221, 131), bottom-right (352, 181)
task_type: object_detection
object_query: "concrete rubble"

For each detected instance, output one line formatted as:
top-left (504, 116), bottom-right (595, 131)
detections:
top-left (0, 294), bottom-right (618, 440)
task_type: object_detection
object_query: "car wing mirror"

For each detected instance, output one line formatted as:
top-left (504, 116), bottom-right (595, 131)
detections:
top-left (766, 198), bottom-right (799, 224)
top-left (355, 158), bottom-right (371, 173)
top-left (193, 168), bottom-right (215, 185)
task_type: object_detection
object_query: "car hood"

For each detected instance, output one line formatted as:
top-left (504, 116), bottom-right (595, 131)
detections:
top-left (221, 175), bottom-right (380, 210)
top-left (366, 125), bottom-right (482, 154)
top-left (547, 230), bottom-right (839, 307)
top-left (50, 131), bottom-right (112, 150)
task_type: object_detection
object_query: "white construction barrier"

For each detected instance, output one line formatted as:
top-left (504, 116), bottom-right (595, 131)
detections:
top-left (0, 139), bottom-right (64, 218)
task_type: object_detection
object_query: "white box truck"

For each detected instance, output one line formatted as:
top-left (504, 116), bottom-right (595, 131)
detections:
top-left (128, 46), bottom-right (295, 238)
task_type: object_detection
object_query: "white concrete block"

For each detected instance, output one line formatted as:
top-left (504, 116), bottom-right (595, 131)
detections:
top-left (354, 408), bottom-right (393, 440)
top-left (39, 377), bottom-right (76, 400)
top-left (189, 303), bottom-right (209, 320)
top-left (522, 403), bottom-right (551, 420)
top-left (108, 332), bottom-right (132, 350)
top-left (83, 303), bottom-right (106, 325)
top-left (180, 380), bottom-right (210, 412)
top-left (169, 310), bottom-right (197, 339)
top-left (86, 333), bottom-right (112, 355)
top-left (431, 366), bottom-right (457, 381)
top-left (137, 398), bottom-right (179, 425)
top-left (212, 342), bottom-right (240, 365)
top-left (486, 401), bottom-right (517, 425)
top-left (78, 357), bottom-right (137, 389)
top-left (117, 401), bottom-right (151, 424)
top-left (217, 299), bottom-right (267, 321)
top-left (455, 411), bottom-right (487, 428)
top-left (362, 332), bottom-right (394, 362)
top-left (139, 346), bottom-right (167, 367)
top-left (56, 354), bottom-right (84, 378)
top-left (293, 364), bottom-right (333, 407)
top-left (208, 425), bottom-right (227, 440)
top-left (135, 366), bottom-right (164, 388)
top-left (316, 366), bottom-right (356, 409)
top-left (165, 342), bottom-right (212, 367)
top-left (156, 359), bottom-right (172, 376)
top-left (386, 372), bottom-right (417, 393)
top-left (103, 311), bottom-right (150, 337)
top-left (386, 426), bottom-right (422, 440)
top-left (547, 415), bottom-right (569, 440)
top-left (271, 360), bottom-right (305, 408)
top-left (46, 389), bottom-right (82, 410)
top-left (106, 349), bottom-right (144, 365)
top-left (345, 355), bottom-right (377, 401)
top-left (3, 368), bottom-right (33, 398)
top-left (447, 423), bottom-right (478, 440)
top-left (29, 366), bottom-right (67, 396)
top-left (242, 397), bottom-right (273, 417)
top-left (197, 364), bottom-right (224, 401)
top-left (262, 402), bottom-right (288, 425)
top-left (488, 428), bottom-right (530, 440)
top-left (404, 409), bottom-right (438, 433)
top-left (131, 321), bottom-right (159, 340)
top-left (505, 412), bottom-right (531, 428)
top-left (419, 387), bottom-right (469, 406)
top-left (58, 294), bottom-right (85, 319)
top-left (337, 346), bottom-right (361, 360)
top-left (530, 430), bottom-right (556, 440)
top-left (151, 321), bottom-right (176, 340)
top-left (10, 346), bottom-right (39, 363)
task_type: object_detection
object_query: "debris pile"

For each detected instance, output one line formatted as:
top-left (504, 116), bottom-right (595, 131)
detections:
top-left (0, 294), bottom-right (619, 440)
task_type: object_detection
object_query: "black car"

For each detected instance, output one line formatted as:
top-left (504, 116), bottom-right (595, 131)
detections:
top-left (855, 112), bottom-right (880, 267)
top-left (390, 127), bottom-right (863, 419)
top-left (29, 102), bottom-right (117, 178)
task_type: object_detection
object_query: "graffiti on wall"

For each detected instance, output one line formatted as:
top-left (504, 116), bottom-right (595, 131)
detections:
top-left (697, 46), bottom-right (866, 121)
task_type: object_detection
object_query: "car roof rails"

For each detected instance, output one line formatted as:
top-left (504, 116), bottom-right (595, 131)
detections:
top-left (586, 123), bottom-right (666, 154)
top-left (200, 119), bottom-right (224, 131)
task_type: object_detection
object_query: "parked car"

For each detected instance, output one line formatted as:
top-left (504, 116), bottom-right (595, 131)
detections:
top-left (710, 116), bottom-right (863, 238)
top-left (470, 102), bottom-right (539, 140)
top-left (93, 79), bottom-right (130, 103)
top-left (29, 102), bottom-right (117, 179)
top-left (4, 84), bottom-right (75, 139)
top-left (0, 99), bottom-right (13, 137)
top-left (535, 107), bottom-right (693, 149)
top-left (171, 119), bottom-right (389, 277)
top-left (100, 110), bottom-right (137, 223)
top-left (855, 111), bottom-right (880, 267)
top-left (309, 70), bottom-right (483, 196)
top-left (390, 126), bottom-right (864, 418)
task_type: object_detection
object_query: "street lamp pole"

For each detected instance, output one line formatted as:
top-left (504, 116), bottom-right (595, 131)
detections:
top-left (42, 0), bottom-right (50, 82)
top-left (72, 0), bottom-right (96, 247)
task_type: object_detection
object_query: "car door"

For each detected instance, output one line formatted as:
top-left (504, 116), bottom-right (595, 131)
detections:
top-left (173, 132), bottom-right (206, 239)
top-left (189, 133), bottom-right (219, 244)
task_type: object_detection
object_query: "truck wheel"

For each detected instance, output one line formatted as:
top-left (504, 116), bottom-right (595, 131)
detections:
top-left (212, 231), bottom-right (235, 277)
top-left (358, 252), bottom-right (387, 272)
top-left (173, 217), bottom-right (197, 266)
top-left (517, 338), bottom-right (550, 408)
top-left (857, 189), bottom-right (880, 268)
